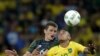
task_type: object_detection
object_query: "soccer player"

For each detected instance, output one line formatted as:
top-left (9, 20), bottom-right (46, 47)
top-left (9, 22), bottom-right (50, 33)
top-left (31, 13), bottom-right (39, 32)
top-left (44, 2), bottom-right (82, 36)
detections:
top-left (5, 21), bottom-right (58, 56)
top-left (47, 29), bottom-right (95, 56)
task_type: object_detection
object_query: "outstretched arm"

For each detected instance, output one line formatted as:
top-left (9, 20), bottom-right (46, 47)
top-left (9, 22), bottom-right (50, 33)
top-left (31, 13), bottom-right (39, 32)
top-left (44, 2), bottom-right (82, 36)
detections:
top-left (74, 41), bottom-right (96, 55)
top-left (84, 44), bottom-right (96, 55)
top-left (5, 49), bottom-right (18, 56)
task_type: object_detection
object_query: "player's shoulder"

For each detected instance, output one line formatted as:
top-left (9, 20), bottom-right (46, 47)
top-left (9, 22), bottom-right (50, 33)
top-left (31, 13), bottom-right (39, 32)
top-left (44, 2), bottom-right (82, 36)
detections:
top-left (33, 38), bottom-right (44, 42)
top-left (70, 41), bottom-right (84, 46)
top-left (30, 38), bottom-right (43, 45)
top-left (70, 41), bottom-right (77, 44)
top-left (49, 45), bottom-right (59, 50)
top-left (70, 41), bottom-right (79, 45)
top-left (36, 38), bottom-right (44, 42)
top-left (48, 46), bottom-right (59, 54)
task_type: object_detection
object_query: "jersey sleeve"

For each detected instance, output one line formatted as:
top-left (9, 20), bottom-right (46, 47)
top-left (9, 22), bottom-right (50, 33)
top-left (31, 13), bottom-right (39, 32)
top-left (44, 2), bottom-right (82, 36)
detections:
top-left (74, 42), bottom-right (86, 52)
top-left (28, 40), bottom-right (37, 53)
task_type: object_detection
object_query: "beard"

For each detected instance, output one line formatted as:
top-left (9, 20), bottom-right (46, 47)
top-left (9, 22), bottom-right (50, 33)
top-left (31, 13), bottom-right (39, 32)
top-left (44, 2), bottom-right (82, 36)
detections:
top-left (59, 40), bottom-right (67, 43)
top-left (59, 38), bottom-right (70, 43)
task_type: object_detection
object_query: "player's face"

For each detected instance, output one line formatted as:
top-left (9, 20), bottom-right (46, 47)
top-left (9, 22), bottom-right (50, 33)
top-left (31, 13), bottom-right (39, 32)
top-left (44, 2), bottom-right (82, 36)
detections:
top-left (44, 26), bottom-right (57, 40)
top-left (58, 30), bottom-right (71, 41)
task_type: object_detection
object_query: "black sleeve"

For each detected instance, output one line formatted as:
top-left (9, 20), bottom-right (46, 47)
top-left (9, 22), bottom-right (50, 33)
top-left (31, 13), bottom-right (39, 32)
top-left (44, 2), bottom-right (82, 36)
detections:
top-left (28, 40), bottom-right (37, 53)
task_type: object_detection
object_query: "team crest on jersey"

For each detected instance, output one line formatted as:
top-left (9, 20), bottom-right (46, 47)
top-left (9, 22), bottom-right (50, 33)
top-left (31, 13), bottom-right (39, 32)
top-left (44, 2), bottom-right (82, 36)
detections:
top-left (68, 48), bottom-right (72, 53)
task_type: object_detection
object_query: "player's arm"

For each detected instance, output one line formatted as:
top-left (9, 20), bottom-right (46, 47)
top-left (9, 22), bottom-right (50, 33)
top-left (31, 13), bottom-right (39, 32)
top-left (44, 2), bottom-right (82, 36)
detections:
top-left (28, 40), bottom-right (37, 53)
top-left (23, 40), bottom-right (39, 56)
top-left (23, 51), bottom-right (32, 56)
top-left (74, 41), bottom-right (95, 54)
top-left (5, 49), bottom-right (18, 56)
top-left (5, 40), bottom-right (38, 56)
top-left (83, 44), bottom-right (96, 54)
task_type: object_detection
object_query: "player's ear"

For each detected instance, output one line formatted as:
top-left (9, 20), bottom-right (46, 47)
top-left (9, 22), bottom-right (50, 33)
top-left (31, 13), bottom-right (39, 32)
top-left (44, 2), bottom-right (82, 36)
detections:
top-left (44, 29), bottom-right (46, 34)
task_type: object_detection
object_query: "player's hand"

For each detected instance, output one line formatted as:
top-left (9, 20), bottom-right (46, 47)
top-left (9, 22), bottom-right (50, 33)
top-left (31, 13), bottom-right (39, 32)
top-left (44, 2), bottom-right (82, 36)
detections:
top-left (23, 51), bottom-right (32, 56)
top-left (5, 49), bottom-right (18, 56)
top-left (88, 43), bottom-right (96, 54)
top-left (32, 47), bottom-right (40, 56)
top-left (87, 40), bottom-right (96, 54)
top-left (42, 49), bottom-right (48, 56)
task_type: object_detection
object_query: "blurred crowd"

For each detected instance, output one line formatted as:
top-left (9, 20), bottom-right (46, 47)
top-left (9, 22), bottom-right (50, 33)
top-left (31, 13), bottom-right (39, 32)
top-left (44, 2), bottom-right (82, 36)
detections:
top-left (0, 0), bottom-right (100, 56)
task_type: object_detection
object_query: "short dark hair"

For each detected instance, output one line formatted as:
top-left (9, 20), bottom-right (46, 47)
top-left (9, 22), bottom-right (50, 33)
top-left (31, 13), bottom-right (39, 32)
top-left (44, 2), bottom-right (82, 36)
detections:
top-left (44, 21), bottom-right (58, 29)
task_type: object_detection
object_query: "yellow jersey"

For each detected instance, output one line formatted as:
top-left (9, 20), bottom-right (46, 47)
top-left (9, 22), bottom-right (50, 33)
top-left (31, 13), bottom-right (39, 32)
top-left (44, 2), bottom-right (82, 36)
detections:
top-left (47, 41), bottom-right (86, 56)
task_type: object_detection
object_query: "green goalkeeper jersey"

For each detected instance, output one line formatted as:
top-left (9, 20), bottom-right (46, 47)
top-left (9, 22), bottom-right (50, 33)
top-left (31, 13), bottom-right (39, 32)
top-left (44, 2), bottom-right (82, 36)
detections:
top-left (28, 38), bottom-right (58, 53)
